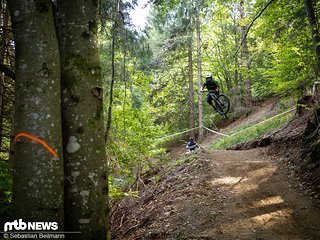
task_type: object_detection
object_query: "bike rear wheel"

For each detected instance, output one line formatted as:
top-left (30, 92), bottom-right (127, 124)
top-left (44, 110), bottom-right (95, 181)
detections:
top-left (215, 94), bottom-right (230, 115)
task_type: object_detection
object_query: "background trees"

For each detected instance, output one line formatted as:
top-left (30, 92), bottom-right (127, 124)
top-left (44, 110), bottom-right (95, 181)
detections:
top-left (142, 0), bottom-right (316, 126)
top-left (0, 0), bottom-right (14, 218)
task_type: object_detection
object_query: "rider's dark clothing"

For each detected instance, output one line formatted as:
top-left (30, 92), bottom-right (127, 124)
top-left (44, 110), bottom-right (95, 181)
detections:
top-left (203, 78), bottom-right (219, 106)
top-left (203, 79), bottom-right (219, 92)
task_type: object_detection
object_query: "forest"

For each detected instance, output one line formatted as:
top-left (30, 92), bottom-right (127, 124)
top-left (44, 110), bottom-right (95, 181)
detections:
top-left (1, 0), bottom-right (320, 239)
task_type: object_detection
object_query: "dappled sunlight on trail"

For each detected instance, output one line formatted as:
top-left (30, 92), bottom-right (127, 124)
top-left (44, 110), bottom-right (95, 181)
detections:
top-left (252, 195), bottom-right (284, 207)
top-left (205, 149), bottom-right (320, 239)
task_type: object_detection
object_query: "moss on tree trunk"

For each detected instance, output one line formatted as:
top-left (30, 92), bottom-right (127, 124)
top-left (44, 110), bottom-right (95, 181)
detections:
top-left (57, 1), bottom-right (109, 239)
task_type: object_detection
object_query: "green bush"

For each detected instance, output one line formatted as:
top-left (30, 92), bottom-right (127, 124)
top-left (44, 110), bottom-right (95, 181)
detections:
top-left (211, 110), bottom-right (294, 150)
top-left (0, 158), bottom-right (12, 218)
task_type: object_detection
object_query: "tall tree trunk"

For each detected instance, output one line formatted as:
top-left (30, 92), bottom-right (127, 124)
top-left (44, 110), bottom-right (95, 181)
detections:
top-left (105, 0), bottom-right (120, 143)
top-left (8, 0), bottom-right (64, 224)
top-left (0, 0), bottom-right (4, 150)
top-left (105, 21), bottom-right (116, 142)
top-left (57, 1), bottom-right (110, 239)
top-left (240, 0), bottom-right (253, 108)
top-left (231, 12), bottom-right (240, 109)
top-left (0, 75), bottom-right (4, 149)
top-left (188, 10), bottom-right (195, 138)
top-left (304, 0), bottom-right (320, 76)
top-left (0, 0), bottom-right (10, 152)
top-left (196, 6), bottom-right (203, 140)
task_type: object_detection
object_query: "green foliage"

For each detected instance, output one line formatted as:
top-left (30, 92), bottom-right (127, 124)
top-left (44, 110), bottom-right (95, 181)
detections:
top-left (99, 20), bottom-right (170, 200)
top-left (250, 0), bottom-right (314, 97)
top-left (211, 110), bottom-right (294, 150)
top-left (108, 176), bottom-right (139, 200)
top-left (0, 158), bottom-right (12, 217)
top-left (104, 80), bottom-right (167, 199)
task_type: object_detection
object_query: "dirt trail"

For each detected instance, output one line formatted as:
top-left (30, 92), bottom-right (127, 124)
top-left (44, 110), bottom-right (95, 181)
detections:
top-left (198, 149), bottom-right (320, 240)
top-left (113, 148), bottom-right (320, 240)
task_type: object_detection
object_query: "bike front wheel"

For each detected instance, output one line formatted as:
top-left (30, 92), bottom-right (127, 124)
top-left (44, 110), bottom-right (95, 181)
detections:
top-left (215, 94), bottom-right (230, 115)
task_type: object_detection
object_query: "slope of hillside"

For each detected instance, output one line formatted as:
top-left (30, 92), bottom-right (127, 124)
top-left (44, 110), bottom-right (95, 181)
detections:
top-left (111, 97), bottom-right (320, 240)
top-left (233, 96), bottom-right (320, 202)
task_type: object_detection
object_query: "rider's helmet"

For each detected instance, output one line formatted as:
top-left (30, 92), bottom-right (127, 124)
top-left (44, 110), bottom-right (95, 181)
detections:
top-left (205, 73), bottom-right (212, 81)
top-left (189, 137), bottom-right (194, 142)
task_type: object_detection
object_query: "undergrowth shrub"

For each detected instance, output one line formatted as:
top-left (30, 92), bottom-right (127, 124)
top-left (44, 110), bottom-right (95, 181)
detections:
top-left (0, 157), bottom-right (12, 218)
top-left (210, 110), bottom-right (294, 149)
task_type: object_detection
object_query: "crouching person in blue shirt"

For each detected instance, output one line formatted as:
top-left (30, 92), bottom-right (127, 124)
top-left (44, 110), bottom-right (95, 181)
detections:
top-left (186, 137), bottom-right (199, 152)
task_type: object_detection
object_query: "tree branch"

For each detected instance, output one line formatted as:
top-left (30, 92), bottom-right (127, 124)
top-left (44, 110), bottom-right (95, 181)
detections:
top-left (235, 0), bottom-right (277, 56)
top-left (0, 64), bottom-right (15, 80)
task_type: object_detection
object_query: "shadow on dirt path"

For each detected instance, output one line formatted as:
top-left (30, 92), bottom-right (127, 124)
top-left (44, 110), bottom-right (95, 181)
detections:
top-left (202, 149), bottom-right (320, 240)
top-left (112, 148), bottom-right (320, 240)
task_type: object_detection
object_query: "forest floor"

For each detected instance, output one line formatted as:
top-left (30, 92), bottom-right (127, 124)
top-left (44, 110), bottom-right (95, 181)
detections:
top-left (111, 98), bottom-right (320, 240)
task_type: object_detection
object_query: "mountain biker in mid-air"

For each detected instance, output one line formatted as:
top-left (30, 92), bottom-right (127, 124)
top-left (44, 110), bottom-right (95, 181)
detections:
top-left (201, 73), bottom-right (220, 109)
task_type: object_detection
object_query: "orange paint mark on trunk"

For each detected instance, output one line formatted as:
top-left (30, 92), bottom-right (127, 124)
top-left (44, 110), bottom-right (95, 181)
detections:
top-left (14, 132), bottom-right (58, 158)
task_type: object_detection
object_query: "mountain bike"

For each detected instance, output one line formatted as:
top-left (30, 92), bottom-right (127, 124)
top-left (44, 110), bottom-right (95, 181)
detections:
top-left (203, 90), bottom-right (230, 119)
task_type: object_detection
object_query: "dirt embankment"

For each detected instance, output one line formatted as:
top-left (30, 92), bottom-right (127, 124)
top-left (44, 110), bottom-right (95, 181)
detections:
top-left (233, 97), bottom-right (320, 201)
